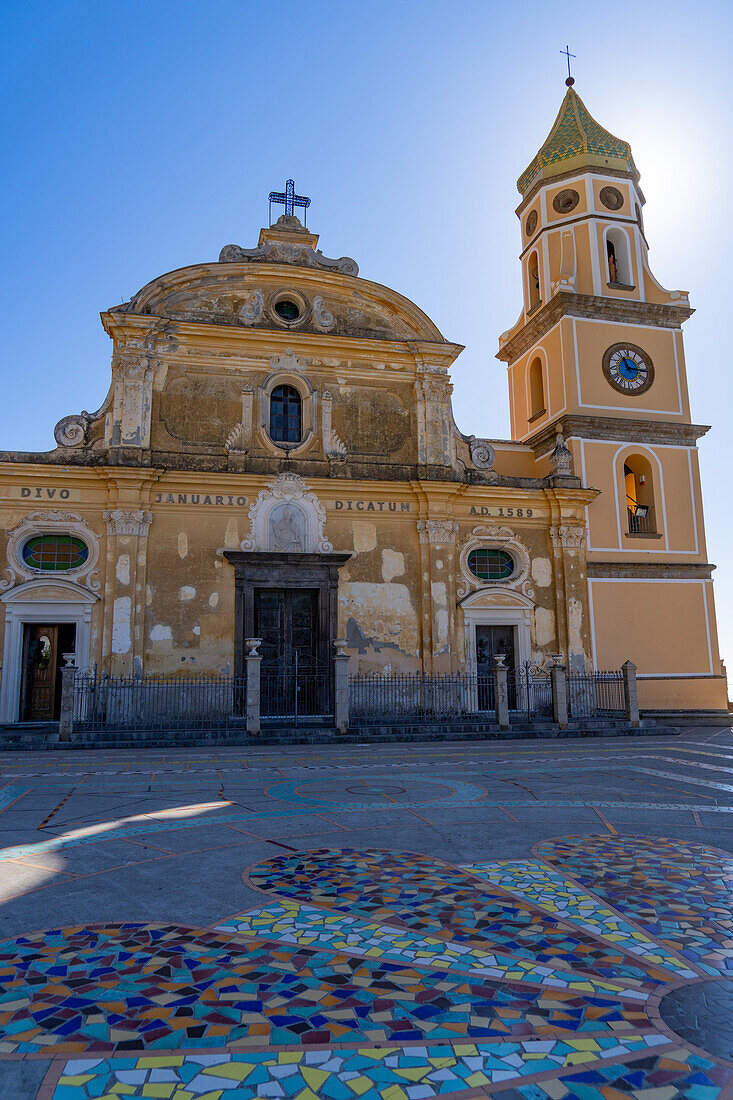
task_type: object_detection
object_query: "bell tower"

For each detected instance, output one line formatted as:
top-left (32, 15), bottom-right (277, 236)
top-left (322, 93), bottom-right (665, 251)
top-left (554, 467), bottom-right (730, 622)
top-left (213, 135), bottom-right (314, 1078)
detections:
top-left (497, 78), bottom-right (727, 712)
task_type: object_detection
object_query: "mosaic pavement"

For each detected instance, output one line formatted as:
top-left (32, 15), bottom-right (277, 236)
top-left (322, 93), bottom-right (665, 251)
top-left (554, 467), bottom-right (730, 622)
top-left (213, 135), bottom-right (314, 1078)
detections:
top-left (0, 732), bottom-right (732, 1098)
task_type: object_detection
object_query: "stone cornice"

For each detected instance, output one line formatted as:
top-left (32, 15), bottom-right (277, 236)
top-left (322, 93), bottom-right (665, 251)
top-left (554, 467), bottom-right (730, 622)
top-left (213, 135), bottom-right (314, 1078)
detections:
top-left (526, 415), bottom-right (710, 456)
top-left (497, 292), bottom-right (693, 364)
top-left (101, 310), bottom-right (463, 367)
top-left (587, 561), bottom-right (715, 580)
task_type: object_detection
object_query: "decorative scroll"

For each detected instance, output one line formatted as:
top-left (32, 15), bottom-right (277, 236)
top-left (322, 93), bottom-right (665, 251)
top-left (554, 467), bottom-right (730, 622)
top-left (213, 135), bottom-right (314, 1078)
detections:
top-left (54, 413), bottom-right (90, 448)
top-left (469, 437), bottom-right (496, 470)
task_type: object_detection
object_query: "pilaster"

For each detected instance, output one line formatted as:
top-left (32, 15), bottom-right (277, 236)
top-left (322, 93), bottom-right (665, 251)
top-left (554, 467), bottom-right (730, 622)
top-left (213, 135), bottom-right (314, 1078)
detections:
top-left (418, 518), bottom-right (459, 672)
top-left (103, 509), bottom-right (153, 675)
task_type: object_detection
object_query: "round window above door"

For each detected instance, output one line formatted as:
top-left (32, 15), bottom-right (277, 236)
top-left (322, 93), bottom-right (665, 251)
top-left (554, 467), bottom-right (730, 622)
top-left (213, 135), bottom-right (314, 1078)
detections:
top-left (21, 534), bottom-right (89, 571)
top-left (467, 548), bottom-right (515, 582)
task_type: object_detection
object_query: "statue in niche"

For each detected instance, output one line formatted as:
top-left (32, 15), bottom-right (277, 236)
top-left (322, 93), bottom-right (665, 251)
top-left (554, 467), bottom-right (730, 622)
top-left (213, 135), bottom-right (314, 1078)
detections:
top-left (269, 503), bottom-right (306, 552)
top-left (607, 242), bottom-right (618, 283)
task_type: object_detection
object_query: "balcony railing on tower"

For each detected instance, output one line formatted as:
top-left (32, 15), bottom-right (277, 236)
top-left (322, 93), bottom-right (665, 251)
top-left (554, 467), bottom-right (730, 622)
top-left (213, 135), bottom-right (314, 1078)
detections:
top-left (627, 504), bottom-right (656, 536)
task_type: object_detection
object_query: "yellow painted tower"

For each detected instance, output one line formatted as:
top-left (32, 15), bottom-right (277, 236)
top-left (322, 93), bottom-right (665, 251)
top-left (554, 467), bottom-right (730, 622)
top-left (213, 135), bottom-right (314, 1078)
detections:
top-left (498, 78), bottom-right (726, 712)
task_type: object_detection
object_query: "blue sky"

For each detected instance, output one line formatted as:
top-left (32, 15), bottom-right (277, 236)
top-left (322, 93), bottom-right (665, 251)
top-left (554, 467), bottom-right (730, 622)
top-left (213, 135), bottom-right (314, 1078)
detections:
top-left (2, 0), bottom-right (732, 682)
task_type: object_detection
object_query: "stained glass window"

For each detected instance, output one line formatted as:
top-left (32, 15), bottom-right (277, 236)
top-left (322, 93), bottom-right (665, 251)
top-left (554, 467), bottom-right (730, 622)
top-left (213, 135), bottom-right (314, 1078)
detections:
top-left (269, 385), bottom-right (302, 444)
top-left (467, 548), bottom-right (514, 582)
top-left (22, 535), bottom-right (89, 571)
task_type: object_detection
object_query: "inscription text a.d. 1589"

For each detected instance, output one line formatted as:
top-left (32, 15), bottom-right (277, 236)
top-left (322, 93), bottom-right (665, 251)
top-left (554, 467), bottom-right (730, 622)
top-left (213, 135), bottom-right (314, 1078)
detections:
top-left (469, 505), bottom-right (534, 517)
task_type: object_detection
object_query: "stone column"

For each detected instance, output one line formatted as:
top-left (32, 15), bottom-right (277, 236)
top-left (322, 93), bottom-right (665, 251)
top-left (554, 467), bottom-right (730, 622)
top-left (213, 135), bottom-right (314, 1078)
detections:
top-left (58, 654), bottom-right (77, 742)
top-left (550, 661), bottom-right (569, 728)
top-left (622, 660), bottom-right (640, 728)
top-left (494, 654), bottom-right (510, 730)
top-left (333, 639), bottom-right (350, 734)
top-left (245, 638), bottom-right (262, 737)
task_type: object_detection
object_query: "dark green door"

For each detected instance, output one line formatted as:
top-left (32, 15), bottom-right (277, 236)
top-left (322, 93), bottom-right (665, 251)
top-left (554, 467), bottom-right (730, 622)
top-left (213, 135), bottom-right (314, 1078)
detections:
top-left (254, 589), bottom-right (322, 717)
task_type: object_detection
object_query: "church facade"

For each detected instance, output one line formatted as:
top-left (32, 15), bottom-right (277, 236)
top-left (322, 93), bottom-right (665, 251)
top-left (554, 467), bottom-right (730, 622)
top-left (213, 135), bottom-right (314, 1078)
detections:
top-left (0, 83), bottom-right (726, 725)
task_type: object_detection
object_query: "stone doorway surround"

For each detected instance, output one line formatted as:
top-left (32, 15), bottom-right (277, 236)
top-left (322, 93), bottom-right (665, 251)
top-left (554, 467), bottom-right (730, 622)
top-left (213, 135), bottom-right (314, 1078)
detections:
top-left (0, 579), bottom-right (97, 724)
top-left (223, 552), bottom-right (351, 678)
top-left (460, 587), bottom-right (534, 674)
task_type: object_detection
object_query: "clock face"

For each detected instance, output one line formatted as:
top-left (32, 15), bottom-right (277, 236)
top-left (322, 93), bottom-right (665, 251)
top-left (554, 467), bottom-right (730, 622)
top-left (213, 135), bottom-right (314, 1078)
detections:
top-left (602, 344), bottom-right (654, 395)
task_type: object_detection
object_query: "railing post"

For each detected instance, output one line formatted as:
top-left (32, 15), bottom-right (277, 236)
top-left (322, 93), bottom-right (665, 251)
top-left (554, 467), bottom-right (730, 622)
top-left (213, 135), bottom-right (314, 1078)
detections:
top-left (333, 639), bottom-right (350, 734)
top-left (245, 638), bottom-right (262, 737)
top-left (494, 654), bottom-right (509, 729)
top-left (550, 661), bottom-right (568, 728)
top-left (58, 653), bottom-right (77, 742)
top-left (622, 659), bottom-right (640, 727)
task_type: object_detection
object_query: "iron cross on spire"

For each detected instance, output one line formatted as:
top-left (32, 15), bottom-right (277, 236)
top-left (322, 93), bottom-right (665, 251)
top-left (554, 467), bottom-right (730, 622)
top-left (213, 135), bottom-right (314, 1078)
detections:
top-left (560, 44), bottom-right (576, 86)
top-left (268, 179), bottom-right (311, 226)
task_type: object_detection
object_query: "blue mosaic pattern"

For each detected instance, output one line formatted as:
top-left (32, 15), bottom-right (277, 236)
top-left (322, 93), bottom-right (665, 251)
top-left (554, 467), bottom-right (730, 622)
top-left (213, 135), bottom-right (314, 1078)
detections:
top-left (0, 836), bottom-right (729, 1100)
top-left (536, 836), bottom-right (733, 975)
top-left (49, 1035), bottom-right (674, 1099)
top-left (216, 900), bottom-right (639, 998)
top-left (467, 861), bottom-right (698, 978)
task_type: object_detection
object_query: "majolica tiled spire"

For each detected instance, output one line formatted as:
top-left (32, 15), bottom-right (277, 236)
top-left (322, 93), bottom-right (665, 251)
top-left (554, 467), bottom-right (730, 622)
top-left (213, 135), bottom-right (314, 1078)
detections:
top-left (518, 82), bottom-right (639, 196)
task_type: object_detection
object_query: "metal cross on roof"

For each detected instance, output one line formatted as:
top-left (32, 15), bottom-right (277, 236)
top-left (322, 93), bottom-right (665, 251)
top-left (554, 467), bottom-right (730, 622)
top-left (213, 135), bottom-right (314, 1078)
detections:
top-left (560, 44), bottom-right (576, 86)
top-left (268, 179), bottom-right (311, 226)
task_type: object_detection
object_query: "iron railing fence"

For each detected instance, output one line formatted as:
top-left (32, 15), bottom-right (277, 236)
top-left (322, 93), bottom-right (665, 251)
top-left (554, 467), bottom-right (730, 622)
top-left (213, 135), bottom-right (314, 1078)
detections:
top-left (72, 670), bottom-right (247, 733)
top-left (568, 670), bottom-right (625, 718)
top-left (349, 672), bottom-right (495, 724)
top-left (627, 505), bottom-right (656, 535)
top-left (260, 655), bottom-right (333, 725)
top-left (71, 664), bottom-right (627, 734)
top-left (508, 663), bottom-right (553, 721)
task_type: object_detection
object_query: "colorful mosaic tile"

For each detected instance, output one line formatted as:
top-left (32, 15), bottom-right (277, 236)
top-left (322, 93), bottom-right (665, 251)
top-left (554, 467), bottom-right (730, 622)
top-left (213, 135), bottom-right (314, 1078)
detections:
top-left (1, 836), bottom-right (733, 1100)
top-left (0, 922), bottom-right (654, 1055)
top-left (247, 849), bottom-right (674, 987)
top-left (216, 900), bottom-right (640, 998)
top-left (467, 861), bottom-right (697, 978)
top-left (536, 836), bottom-right (733, 975)
top-left (510, 1046), bottom-right (733, 1100)
top-left (50, 1035), bottom-right (674, 1099)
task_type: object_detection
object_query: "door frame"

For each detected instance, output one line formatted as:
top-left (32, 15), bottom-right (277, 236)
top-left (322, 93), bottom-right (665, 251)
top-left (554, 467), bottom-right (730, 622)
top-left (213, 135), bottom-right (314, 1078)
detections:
top-left (0, 580), bottom-right (96, 723)
top-left (461, 592), bottom-right (533, 675)
top-left (224, 552), bottom-right (351, 678)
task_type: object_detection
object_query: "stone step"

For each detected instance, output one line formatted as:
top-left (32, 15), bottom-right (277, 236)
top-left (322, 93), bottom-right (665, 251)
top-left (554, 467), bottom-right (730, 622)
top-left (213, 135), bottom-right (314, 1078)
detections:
top-left (0, 719), bottom-right (681, 751)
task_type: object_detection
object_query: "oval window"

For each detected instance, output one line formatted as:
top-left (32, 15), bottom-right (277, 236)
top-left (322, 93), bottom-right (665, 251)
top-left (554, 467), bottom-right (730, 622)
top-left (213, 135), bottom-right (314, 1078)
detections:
top-left (274, 299), bottom-right (300, 322)
top-left (22, 534), bottom-right (89, 571)
top-left (467, 548), bottom-right (514, 582)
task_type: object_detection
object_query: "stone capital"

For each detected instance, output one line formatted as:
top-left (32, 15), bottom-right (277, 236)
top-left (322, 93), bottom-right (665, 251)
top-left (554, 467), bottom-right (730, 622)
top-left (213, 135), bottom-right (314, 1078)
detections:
top-left (550, 524), bottom-right (586, 550)
top-left (103, 509), bottom-right (153, 537)
top-left (418, 520), bottom-right (458, 545)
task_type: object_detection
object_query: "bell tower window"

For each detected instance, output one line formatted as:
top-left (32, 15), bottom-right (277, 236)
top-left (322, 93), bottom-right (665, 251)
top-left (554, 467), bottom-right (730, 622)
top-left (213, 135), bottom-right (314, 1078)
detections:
top-left (269, 384), bottom-right (302, 444)
top-left (528, 357), bottom-right (546, 421)
top-left (527, 251), bottom-right (541, 311)
top-left (624, 455), bottom-right (656, 536)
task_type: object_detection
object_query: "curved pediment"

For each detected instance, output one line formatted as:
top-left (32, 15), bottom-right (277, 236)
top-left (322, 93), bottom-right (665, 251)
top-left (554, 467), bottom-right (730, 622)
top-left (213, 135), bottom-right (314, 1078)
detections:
top-left (110, 264), bottom-right (444, 344)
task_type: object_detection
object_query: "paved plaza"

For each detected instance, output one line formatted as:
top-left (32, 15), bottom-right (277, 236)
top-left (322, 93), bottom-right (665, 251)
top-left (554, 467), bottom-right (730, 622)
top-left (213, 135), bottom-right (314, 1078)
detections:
top-left (0, 727), bottom-right (732, 1099)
